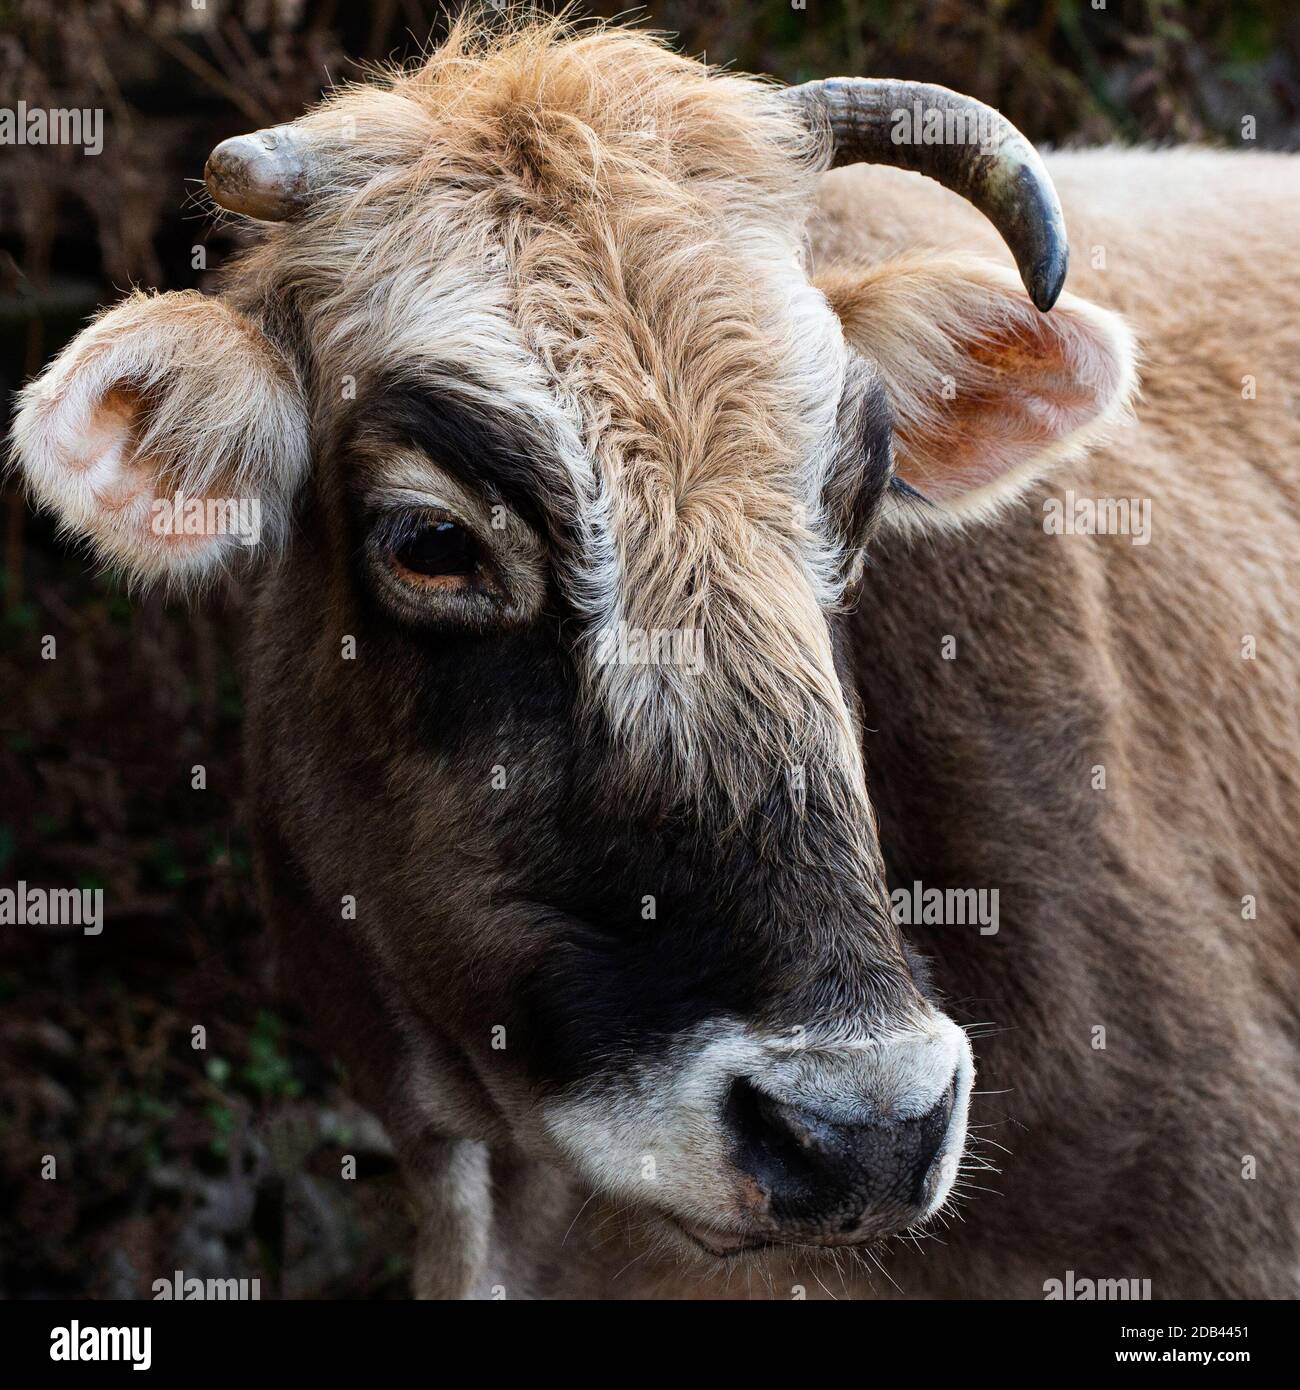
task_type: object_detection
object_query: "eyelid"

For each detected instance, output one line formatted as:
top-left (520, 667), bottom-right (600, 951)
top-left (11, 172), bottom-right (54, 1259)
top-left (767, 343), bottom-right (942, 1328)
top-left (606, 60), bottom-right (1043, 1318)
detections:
top-left (363, 482), bottom-right (509, 554)
top-left (366, 487), bottom-right (464, 516)
top-left (365, 507), bottom-right (505, 622)
top-left (370, 499), bottom-right (468, 533)
top-left (373, 505), bottom-right (489, 565)
top-left (356, 465), bottom-right (549, 625)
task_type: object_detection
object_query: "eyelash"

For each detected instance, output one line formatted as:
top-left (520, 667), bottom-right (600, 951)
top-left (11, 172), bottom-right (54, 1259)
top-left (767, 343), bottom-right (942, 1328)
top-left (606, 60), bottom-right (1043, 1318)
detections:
top-left (375, 508), bottom-right (454, 556)
top-left (368, 508), bottom-right (495, 604)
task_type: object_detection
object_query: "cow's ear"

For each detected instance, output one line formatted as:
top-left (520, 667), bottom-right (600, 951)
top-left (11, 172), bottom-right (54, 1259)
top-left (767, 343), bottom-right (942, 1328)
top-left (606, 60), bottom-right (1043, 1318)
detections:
top-left (818, 255), bottom-right (1137, 527)
top-left (10, 289), bottom-right (309, 586)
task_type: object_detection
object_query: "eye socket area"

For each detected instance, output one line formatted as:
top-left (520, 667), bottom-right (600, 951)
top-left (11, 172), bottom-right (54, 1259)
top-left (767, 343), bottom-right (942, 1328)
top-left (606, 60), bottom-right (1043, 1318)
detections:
top-left (378, 511), bottom-right (487, 594)
top-left (362, 489), bottom-right (545, 630)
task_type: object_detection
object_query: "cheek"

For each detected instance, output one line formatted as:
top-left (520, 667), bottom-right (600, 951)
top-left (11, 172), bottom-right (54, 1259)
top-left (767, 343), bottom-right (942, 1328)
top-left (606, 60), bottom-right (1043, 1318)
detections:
top-left (404, 625), bottom-right (575, 755)
top-left (829, 618), bottom-right (868, 726)
top-left (897, 933), bottom-right (938, 1000)
top-left (512, 910), bottom-right (768, 1089)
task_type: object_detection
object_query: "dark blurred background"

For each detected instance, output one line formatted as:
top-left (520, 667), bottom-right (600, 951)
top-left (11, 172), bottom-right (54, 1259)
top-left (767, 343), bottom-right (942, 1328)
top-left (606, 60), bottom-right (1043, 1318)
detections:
top-left (1, 0), bottom-right (1296, 1300)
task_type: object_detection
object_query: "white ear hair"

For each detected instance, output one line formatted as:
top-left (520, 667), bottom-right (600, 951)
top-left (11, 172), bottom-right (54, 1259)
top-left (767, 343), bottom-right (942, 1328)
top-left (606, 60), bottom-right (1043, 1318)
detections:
top-left (11, 289), bottom-right (310, 587)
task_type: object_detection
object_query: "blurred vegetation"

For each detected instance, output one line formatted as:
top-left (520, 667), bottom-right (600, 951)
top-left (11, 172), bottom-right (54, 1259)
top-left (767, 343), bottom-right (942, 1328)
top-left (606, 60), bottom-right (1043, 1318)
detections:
top-left (0, 0), bottom-right (1296, 1298)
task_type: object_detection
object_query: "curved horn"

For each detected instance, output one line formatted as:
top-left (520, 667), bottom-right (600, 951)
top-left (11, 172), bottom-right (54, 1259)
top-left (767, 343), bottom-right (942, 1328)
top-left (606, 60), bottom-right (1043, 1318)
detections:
top-left (784, 79), bottom-right (1068, 311)
top-left (204, 125), bottom-right (313, 221)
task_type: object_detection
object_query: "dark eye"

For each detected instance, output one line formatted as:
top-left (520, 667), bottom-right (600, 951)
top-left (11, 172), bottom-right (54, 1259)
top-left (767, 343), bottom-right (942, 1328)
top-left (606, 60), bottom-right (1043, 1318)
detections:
top-left (387, 519), bottom-right (482, 587)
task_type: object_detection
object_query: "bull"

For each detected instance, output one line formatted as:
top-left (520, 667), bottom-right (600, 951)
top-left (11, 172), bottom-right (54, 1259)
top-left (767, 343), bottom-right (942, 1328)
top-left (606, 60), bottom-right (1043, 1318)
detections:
top-left (11, 13), bottom-right (1297, 1298)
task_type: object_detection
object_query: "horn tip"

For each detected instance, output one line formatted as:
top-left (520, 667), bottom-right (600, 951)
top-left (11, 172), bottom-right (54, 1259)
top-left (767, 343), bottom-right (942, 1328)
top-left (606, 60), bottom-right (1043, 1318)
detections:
top-left (204, 130), bottom-right (306, 222)
top-left (1029, 246), bottom-right (1069, 312)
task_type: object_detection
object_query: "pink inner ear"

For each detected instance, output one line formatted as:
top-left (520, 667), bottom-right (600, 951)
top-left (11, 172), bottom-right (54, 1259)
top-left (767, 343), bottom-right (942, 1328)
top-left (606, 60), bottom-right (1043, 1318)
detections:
top-left (73, 388), bottom-right (152, 510)
top-left (67, 387), bottom-right (226, 558)
top-left (896, 310), bottom-right (1120, 503)
top-left (70, 388), bottom-right (134, 473)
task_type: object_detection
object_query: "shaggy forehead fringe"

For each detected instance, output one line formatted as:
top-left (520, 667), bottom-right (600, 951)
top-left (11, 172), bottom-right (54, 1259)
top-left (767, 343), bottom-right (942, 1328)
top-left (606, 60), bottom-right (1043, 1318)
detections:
top-left (232, 7), bottom-right (867, 821)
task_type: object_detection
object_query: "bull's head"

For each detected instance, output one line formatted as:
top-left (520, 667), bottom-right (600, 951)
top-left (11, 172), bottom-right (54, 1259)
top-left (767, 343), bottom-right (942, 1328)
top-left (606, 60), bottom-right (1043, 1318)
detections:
top-left (10, 17), bottom-right (1134, 1266)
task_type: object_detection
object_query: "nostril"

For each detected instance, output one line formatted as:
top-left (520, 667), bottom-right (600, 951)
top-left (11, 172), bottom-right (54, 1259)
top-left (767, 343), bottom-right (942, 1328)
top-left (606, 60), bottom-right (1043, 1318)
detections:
top-left (724, 1077), bottom-right (829, 1213)
top-left (725, 1076), bottom-right (955, 1228)
top-left (728, 1077), bottom-right (830, 1168)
